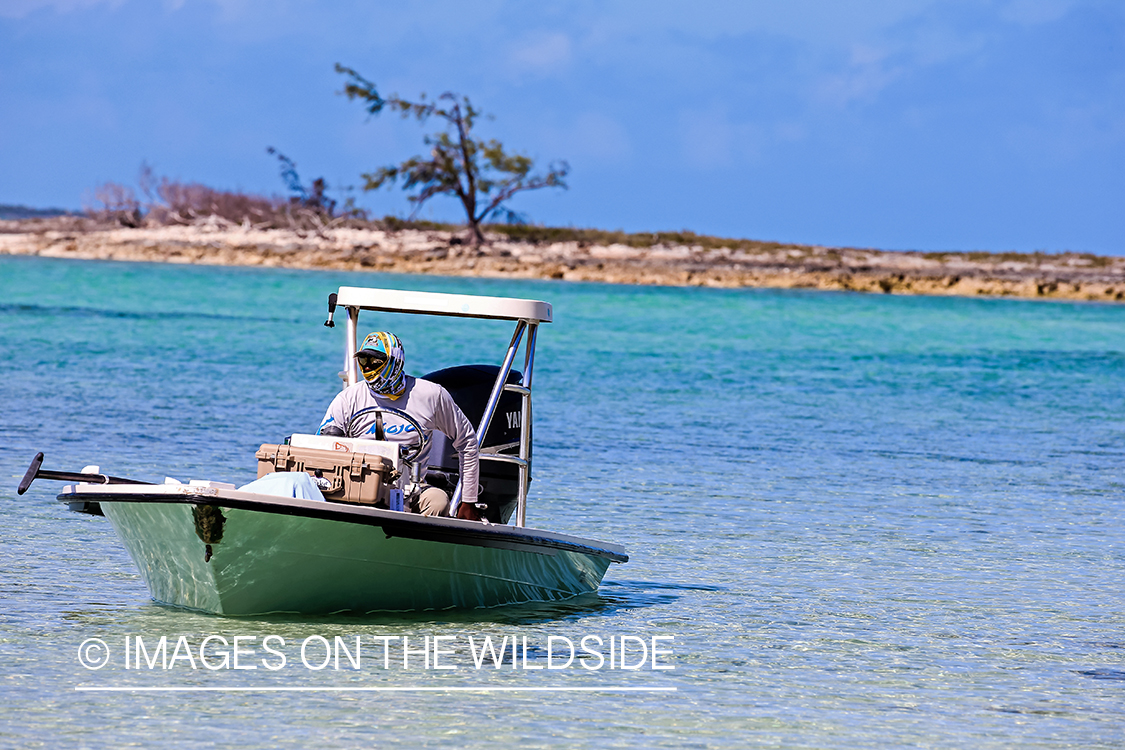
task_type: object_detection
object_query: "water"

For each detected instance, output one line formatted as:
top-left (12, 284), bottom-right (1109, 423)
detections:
top-left (1, 255), bottom-right (1123, 748)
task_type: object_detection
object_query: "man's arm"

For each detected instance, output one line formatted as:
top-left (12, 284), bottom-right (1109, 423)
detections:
top-left (433, 389), bottom-right (479, 507)
top-left (318, 389), bottom-right (351, 437)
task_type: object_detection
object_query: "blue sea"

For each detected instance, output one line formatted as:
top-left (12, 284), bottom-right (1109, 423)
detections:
top-left (2, 254), bottom-right (1123, 748)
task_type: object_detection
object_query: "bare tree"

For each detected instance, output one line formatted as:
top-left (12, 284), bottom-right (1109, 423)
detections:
top-left (267, 147), bottom-right (337, 217)
top-left (87, 181), bottom-right (141, 226)
top-left (337, 64), bottom-right (568, 245)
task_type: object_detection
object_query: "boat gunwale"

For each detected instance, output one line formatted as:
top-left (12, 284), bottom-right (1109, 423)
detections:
top-left (57, 484), bottom-right (629, 563)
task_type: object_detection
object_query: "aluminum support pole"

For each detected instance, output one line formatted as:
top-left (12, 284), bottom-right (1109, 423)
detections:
top-left (450, 320), bottom-right (526, 516)
top-left (344, 307), bottom-right (359, 388)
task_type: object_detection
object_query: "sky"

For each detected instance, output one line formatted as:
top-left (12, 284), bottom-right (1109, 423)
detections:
top-left (1, 0), bottom-right (1123, 254)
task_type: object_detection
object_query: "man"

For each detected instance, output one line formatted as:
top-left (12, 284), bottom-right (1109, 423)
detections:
top-left (318, 331), bottom-right (481, 520)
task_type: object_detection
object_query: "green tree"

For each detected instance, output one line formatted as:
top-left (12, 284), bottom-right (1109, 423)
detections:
top-left (337, 64), bottom-right (569, 245)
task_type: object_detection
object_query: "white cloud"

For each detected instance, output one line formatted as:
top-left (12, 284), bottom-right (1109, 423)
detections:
top-left (815, 43), bottom-right (905, 108)
top-left (509, 31), bottom-right (573, 74)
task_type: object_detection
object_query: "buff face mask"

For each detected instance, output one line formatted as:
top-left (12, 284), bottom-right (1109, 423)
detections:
top-left (355, 331), bottom-right (406, 399)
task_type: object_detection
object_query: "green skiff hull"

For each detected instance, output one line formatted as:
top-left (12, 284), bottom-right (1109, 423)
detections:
top-left (61, 486), bottom-right (624, 615)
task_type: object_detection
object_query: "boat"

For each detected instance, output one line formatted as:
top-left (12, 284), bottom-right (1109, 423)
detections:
top-left (18, 286), bottom-right (628, 615)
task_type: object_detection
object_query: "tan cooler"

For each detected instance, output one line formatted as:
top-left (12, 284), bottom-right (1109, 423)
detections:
top-left (255, 443), bottom-right (395, 506)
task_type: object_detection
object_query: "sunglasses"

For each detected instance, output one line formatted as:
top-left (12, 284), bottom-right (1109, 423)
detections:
top-left (356, 351), bottom-right (389, 371)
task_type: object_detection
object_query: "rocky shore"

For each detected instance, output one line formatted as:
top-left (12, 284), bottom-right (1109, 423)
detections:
top-left (2, 217), bottom-right (1123, 303)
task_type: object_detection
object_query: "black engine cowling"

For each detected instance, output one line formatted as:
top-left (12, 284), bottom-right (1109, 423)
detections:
top-left (421, 364), bottom-right (525, 524)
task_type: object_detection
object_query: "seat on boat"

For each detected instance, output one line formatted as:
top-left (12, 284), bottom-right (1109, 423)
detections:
top-left (423, 365), bottom-right (524, 524)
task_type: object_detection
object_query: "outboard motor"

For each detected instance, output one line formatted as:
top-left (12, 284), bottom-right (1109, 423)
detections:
top-left (422, 364), bottom-right (524, 524)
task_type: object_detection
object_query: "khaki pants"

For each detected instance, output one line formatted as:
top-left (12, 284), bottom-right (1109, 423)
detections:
top-left (413, 485), bottom-right (450, 517)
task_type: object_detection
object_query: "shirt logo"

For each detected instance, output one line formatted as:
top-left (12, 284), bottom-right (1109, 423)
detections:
top-left (365, 423), bottom-right (417, 436)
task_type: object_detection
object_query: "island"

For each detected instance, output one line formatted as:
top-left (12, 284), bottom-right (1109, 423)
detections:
top-left (2, 215), bottom-right (1122, 303)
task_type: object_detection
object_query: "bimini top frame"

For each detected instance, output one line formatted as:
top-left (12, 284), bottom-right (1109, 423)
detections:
top-left (325, 286), bottom-right (551, 527)
top-left (335, 286), bottom-right (552, 323)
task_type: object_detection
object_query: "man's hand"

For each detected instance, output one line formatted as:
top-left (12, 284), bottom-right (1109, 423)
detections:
top-left (456, 502), bottom-right (484, 522)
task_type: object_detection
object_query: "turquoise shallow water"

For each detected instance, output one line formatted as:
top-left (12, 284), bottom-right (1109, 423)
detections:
top-left (1, 255), bottom-right (1123, 748)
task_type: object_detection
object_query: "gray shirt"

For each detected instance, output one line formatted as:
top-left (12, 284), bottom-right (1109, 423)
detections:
top-left (319, 376), bottom-right (479, 505)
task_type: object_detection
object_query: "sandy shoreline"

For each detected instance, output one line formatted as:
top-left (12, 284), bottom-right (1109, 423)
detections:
top-left (2, 218), bottom-right (1123, 303)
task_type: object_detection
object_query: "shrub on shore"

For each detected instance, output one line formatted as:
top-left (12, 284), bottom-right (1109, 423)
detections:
top-left (85, 161), bottom-right (367, 233)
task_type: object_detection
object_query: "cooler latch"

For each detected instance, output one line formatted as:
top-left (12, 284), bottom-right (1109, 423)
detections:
top-left (349, 454), bottom-right (367, 480)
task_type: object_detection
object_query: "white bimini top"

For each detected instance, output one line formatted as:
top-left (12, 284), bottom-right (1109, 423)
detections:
top-left (335, 287), bottom-right (552, 323)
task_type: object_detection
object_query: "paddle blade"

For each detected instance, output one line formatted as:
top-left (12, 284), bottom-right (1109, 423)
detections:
top-left (17, 452), bottom-right (45, 496)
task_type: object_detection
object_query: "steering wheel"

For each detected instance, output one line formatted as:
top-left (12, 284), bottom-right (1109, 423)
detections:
top-left (344, 405), bottom-right (429, 464)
